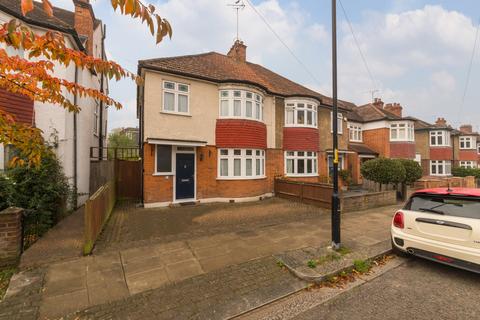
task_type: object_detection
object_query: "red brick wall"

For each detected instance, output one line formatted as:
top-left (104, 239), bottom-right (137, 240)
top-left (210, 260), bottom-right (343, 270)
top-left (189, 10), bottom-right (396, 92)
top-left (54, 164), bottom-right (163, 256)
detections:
top-left (430, 147), bottom-right (453, 160)
top-left (143, 144), bottom-right (173, 203)
top-left (0, 88), bottom-right (34, 125)
top-left (363, 128), bottom-right (390, 157)
top-left (390, 142), bottom-right (416, 159)
top-left (283, 127), bottom-right (319, 151)
top-left (458, 150), bottom-right (478, 161)
top-left (216, 119), bottom-right (267, 149)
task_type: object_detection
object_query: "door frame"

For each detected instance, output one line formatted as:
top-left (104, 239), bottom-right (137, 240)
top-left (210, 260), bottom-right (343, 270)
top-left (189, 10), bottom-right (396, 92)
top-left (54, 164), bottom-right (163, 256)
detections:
top-left (173, 146), bottom-right (196, 203)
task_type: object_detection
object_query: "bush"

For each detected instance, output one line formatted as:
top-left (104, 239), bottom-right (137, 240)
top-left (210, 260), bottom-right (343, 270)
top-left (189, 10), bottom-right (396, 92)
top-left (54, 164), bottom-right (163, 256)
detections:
top-left (361, 158), bottom-right (406, 185)
top-left (397, 159), bottom-right (423, 184)
top-left (338, 169), bottom-right (352, 186)
top-left (7, 153), bottom-right (70, 234)
top-left (452, 167), bottom-right (480, 179)
top-left (0, 175), bottom-right (13, 211)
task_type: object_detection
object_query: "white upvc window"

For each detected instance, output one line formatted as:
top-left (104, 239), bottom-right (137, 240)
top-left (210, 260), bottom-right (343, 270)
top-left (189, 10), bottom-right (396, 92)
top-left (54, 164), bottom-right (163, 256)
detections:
top-left (285, 100), bottom-right (318, 128)
top-left (218, 148), bottom-right (265, 179)
top-left (460, 136), bottom-right (476, 149)
top-left (390, 122), bottom-right (414, 142)
top-left (477, 144), bottom-right (480, 154)
top-left (430, 160), bottom-right (451, 176)
top-left (460, 161), bottom-right (477, 169)
top-left (219, 89), bottom-right (263, 121)
top-left (163, 80), bottom-right (190, 114)
top-left (330, 112), bottom-right (343, 134)
top-left (93, 101), bottom-right (99, 135)
top-left (348, 123), bottom-right (362, 142)
top-left (155, 145), bottom-right (173, 175)
top-left (327, 154), bottom-right (345, 174)
top-left (430, 130), bottom-right (450, 147)
top-left (285, 151), bottom-right (318, 176)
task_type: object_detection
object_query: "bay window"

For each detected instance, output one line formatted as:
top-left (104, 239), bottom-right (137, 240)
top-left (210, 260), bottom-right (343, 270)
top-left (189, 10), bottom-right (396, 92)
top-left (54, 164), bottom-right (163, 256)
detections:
top-left (218, 149), bottom-right (265, 179)
top-left (330, 112), bottom-right (343, 134)
top-left (460, 161), bottom-right (476, 169)
top-left (430, 160), bottom-right (451, 176)
top-left (390, 122), bottom-right (414, 141)
top-left (285, 151), bottom-right (318, 176)
top-left (460, 136), bottom-right (476, 149)
top-left (430, 130), bottom-right (450, 147)
top-left (349, 123), bottom-right (362, 142)
top-left (285, 100), bottom-right (318, 128)
top-left (219, 89), bottom-right (263, 121)
top-left (163, 81), bottom-right (189, 114)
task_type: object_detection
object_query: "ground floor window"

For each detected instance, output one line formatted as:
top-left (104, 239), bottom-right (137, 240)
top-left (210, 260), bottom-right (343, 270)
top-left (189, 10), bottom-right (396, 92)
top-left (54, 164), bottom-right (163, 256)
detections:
top-left (155, 145), bottom-right (173, 174)
top-left (327, 154), bottom-right (345, 175)
top-left (430, 160), bottom-right (451, 176)
top-left (218, 148), bottom-right (265, 179)
top-left (460, 161), bottom-right (477, 169)
top-left (285, 151), bottom-right (318, 176)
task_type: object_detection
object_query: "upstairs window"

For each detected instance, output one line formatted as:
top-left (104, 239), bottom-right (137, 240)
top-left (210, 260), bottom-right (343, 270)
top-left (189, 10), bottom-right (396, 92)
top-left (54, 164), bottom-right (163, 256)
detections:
top-left (330, 112), bottom-right (343, 134)
top-left (219, 90), bottom-right (263, 121)
top-left (430, 130), bottom-right (450, 147)
top-left (349, 123), bottom-right (362, 142)
top-left (163, 81), bottom-right (189, 114)
top-left (285, 151), bottom-right (318, 176)
top-left (93, 101), bottom-right (99, 135)
top-left (285, 100), bottom-right (317, 128)
top-left (460, 136), bottom-right (476, 149)
top-left (390, 122), bottom-right (414, 141)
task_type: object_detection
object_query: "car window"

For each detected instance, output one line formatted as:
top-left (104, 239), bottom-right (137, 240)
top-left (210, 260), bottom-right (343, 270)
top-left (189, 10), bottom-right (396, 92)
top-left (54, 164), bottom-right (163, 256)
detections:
top-left (407, 195), bottom-right (480, 219)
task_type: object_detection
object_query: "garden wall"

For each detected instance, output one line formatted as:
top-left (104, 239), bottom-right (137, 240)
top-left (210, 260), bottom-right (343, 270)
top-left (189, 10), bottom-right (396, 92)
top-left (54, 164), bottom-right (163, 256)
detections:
top-left (341, 190), bottom-right (397, 212)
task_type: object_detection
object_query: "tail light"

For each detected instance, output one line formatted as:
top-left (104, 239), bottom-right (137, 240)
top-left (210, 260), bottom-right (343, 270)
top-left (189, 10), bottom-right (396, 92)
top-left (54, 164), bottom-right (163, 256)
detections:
top-left (393, 211), bottom-right (404, 229)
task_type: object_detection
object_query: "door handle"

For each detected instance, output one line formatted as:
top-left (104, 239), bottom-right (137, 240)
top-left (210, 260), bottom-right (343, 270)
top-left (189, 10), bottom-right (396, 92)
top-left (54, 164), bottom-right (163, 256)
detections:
top-left (181, 179), bottom-right (189, 182)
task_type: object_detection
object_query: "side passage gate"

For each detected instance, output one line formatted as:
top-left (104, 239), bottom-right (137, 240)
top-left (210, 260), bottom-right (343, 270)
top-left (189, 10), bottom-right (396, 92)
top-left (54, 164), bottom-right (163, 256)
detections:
top-left (116, 159), bottom-right (142, 199)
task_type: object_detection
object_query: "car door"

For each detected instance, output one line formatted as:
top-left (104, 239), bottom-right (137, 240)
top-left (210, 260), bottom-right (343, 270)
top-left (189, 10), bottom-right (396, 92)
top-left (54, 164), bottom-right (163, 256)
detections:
top-left (403, 194), bottom-right (480, 250)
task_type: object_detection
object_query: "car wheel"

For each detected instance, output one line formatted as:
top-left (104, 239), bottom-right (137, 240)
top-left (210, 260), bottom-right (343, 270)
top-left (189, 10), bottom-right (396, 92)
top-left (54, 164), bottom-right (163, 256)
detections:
top-left (391, 239), bottom-right (409, 258)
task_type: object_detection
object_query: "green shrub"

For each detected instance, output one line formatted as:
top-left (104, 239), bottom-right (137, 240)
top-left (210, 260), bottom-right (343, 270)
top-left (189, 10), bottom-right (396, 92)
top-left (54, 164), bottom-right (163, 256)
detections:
top-left (452, 167), bottom-right (480, 179)
top-left (397, 159), bottom-right (423, 184)
top-left (360, 158), bottom-right (406, 185)
top-left (338, 169), bottom-right (352, 186)
top-left (7, 153), bottom-right (70, 234)
top-left (0, 175), bottom-right (13, 211)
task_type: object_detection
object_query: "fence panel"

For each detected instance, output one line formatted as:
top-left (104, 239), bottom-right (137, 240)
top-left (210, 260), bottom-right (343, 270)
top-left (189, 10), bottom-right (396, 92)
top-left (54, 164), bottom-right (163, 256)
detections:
top-left (90, 160), bottom-right (115, 194)
top-left (275, 179), bottom-right (333, 209)
top-left (84, 181), bottom-right (116, 254)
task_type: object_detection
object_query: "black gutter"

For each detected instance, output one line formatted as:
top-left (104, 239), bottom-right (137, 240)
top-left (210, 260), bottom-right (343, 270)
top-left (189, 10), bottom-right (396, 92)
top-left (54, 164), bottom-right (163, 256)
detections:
top-left (73, 66), bottom-right (79, 209)
top-left (98, 24), bottom-right (106, 160)
top-left (137, 65), bottom-right (144, 205)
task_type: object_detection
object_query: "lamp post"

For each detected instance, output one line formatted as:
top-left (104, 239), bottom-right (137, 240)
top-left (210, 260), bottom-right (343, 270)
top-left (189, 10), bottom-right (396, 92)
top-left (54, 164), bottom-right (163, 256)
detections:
top-left (331, 0), bottom-right (341, 249)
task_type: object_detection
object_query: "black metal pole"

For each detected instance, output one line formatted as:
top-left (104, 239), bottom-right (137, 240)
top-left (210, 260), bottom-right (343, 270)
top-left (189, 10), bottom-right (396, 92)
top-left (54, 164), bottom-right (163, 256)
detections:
top-left (331, 0), bottom-right (341, 249)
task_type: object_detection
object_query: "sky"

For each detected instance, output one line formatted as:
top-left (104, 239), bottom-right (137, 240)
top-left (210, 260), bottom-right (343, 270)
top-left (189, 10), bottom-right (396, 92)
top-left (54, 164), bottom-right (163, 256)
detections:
top-left (53, 0), bottom-right (480, 132)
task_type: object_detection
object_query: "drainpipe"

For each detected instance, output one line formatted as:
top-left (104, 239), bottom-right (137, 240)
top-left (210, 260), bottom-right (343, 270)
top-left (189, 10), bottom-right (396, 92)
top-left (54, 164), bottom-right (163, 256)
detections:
top-left (73, 66), bottom-right (79, 209)
top-left (98, 24), bottom-right (106, 160)
top-left (137, 66), bottom-right (144, 204)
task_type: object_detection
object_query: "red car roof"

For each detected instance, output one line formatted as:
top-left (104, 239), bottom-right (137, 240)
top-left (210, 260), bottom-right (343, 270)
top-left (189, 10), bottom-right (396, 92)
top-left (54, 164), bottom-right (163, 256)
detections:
top-left (413, 188), bottom-right (480, 197)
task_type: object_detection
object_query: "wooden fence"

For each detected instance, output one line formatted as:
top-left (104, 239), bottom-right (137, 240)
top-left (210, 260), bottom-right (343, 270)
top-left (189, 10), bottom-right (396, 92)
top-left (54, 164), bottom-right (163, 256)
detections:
top-left (274, 179), bottom-right (333, 209)
top-left (414, 176), bottom-right (476, 189)
top-left (84, 181), bottom-right (116, 255)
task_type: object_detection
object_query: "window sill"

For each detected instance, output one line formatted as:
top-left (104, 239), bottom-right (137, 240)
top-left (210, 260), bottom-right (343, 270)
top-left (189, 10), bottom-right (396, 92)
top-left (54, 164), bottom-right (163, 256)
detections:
top-left (429, 145), bottom-right (451, 148)
top-left (285, 124), bottom-right (318, 129)
top-left (153, 172), bottom-right (174, 176)
top-left (390, 140), bottom-right (415, 143)
top-left (285, 174), bottom-right (319, 178)
top-left (218, 116), bottom-right (264, 123)
top-left (349, 139), bottom-right (363, 143)
top-left (216, 176), bottom-right (266, 181)
top-left (459, 148), bottom-right (476, 150)
top-left (161, 111), bottom-right (191, 117)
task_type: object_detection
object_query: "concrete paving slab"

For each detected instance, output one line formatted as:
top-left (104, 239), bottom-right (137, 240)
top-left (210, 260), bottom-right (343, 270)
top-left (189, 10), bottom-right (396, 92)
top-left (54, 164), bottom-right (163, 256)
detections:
top-left (39, 289), bottom-right (89, 320)
top-left (166, 259), bottom-right (204, 282)
top-left (160, 248), bottom-right (195, 264)
top-left (43, 276), bottom-right (86, 297)
top-left (125, 267), bottom-right (170, 295)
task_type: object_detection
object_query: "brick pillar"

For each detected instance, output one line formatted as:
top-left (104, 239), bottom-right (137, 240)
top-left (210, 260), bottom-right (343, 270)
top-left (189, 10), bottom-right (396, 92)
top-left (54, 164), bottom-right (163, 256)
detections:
top-left (0, 207), bottom-right (23, 267)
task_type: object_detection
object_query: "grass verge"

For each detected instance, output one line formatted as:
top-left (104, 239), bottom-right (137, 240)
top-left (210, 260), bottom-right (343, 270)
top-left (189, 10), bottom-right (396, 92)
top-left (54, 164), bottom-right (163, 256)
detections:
top-left (0, 267), bottom-right (16, 300)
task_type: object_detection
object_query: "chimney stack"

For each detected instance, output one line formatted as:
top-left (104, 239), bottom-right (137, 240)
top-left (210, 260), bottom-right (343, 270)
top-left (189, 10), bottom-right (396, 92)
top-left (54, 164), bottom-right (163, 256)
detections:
top-left (73, 0), bottom-right (94, 55)
top-left (227, 40), bottom-right (247, 63)
top-left (435, 117), bottom-right (447, 127)
top-left (459, 124), bottom-right (473, 134)
top-left (384, 102), bottom-right (403, 118)
top-left (372, 97), bottom-right (384, 109)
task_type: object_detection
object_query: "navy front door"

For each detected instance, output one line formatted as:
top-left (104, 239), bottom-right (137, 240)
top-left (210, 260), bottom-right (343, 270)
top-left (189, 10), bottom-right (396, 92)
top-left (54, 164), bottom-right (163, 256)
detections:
top-left (175, 153), bottom-right (195, 200)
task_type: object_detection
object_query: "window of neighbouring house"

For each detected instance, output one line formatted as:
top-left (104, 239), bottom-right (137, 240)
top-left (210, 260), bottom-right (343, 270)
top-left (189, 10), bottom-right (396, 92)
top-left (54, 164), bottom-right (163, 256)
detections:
top-left (330, 112), bottom-right (343, 134)
top-left (430, 160), bottom-right (451, 176)
top-left (327, 154), bottom-right (345, 175)
top-left (162, 81), bottom-right (189, 114)
top-left (94, 101), bottom-right (99, 135)
top-left (430, 130), bottom-right (450, 147)
top-left (390, 122), bottom-right (414, 142)
top-left (348, 123), bottom-right (362, 142)
top-left (155, 145), bottom-right (173, 174)
top-left (460, 161), bottom-right (477, 169)
top-left (285, 151), bottom-right (318, 176)
top-left (284, 100), bottom-right (318, 128)
top-left (218, 148), bottom-right (265, 179)
top-left (219, 89), bottom-right (263, 121)
top-left (460, 136), bottom-right (476, 149)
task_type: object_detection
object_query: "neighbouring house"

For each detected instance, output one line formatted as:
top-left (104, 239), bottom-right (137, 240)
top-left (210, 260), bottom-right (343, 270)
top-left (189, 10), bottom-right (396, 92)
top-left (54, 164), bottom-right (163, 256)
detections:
top-left (110, 127), bottom-right (140, 146)
top-left (0, 0), bottom-right (108, 206)
top-left (137, 40), bottom-right (359, 207)
top-left (453, 124), bottom-right (479, 169)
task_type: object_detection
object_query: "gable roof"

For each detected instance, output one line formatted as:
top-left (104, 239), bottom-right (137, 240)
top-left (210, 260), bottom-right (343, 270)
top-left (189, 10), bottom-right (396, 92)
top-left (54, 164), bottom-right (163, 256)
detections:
top-left (139, 52), bottom-right (354, 108)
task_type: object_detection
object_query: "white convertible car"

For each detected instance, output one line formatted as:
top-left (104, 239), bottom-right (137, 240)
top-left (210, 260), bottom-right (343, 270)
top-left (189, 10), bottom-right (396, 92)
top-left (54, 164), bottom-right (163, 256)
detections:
top-left (391, 188), bottom-right (480, 273)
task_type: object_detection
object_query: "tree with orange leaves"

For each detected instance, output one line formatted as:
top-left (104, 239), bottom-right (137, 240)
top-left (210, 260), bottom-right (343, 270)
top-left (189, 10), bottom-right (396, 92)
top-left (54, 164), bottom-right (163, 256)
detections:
top-left (0, 0), bottom-right (171, 166)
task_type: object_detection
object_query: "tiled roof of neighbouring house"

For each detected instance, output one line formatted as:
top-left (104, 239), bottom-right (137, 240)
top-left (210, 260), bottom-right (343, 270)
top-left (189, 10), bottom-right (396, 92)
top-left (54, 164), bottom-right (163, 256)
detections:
top-left (139, 51), bottom-right (355, 109)
top-left (348, 142), bottom-right (379, 155)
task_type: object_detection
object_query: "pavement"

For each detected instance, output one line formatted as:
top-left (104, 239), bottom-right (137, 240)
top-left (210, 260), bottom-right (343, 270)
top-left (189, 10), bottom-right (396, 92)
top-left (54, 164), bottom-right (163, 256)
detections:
top-left (0, 198), bottom-right (400, 320)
